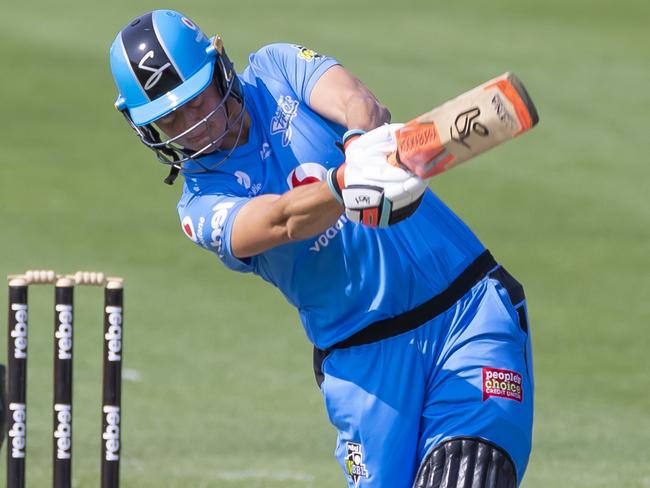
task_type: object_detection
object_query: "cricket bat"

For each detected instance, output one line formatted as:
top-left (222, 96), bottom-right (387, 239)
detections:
top-left (388, 72), bottom-right (539, 179)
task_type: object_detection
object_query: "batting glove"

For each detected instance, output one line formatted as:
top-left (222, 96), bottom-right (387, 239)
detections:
top-left (327, 124), bottom-right (427, 227)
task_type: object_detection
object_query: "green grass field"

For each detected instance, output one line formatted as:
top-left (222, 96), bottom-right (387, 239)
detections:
top-left (2, 0), bottom-right (649, 486)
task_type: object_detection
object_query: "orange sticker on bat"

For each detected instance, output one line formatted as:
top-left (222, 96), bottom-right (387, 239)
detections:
top-left (390, 121), bottom-right (455, 178)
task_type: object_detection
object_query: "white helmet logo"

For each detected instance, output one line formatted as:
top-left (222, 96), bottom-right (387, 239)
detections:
top-left (138, 50), bottom-right (171, 91)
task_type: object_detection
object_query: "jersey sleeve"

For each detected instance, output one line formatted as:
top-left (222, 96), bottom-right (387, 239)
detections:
top-left (249, 43), bottom-right (340, 103)
top-left (177, 191), bottom-right (254, 273)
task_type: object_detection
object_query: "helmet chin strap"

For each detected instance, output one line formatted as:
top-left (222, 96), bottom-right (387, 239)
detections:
top-left (163, 163), bottom-right (181, 185)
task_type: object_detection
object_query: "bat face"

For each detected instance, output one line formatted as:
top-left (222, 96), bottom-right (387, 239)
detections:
top-left (389, 72), bottom-right (539, 179)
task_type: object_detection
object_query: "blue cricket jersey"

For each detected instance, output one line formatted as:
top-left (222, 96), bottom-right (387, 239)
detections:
top-left (177, 43), bottom-right (486, 349)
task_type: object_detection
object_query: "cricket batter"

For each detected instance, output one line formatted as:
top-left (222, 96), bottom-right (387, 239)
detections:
top-left (110, 10), bottom-right (534, 487)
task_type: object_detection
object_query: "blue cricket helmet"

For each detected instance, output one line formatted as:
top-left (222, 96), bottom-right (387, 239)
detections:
top-left (110, 10), bottom-right (217, 126)
top-left (110, 10), bottom-right (245, 184)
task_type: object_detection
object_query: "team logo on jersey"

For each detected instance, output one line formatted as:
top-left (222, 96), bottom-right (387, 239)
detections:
top-left (234, 171), bottom-right (251, 189)
top-left (345, 442), bottom-right (369, 486)
top-left (292, 44), bottom-right (322, 62)
top-left (271, 95), bottom-right (299, 147)
top-left (259, 142), bottom-right (272, 160)
top-left (482, 367), bottom-right (523, 402)
top-left (181, 216), bottom-right (197, 242)
top-left (234, 171), bottom-right (261, 196)
top-left (287, 163), bottom-right (327, 189)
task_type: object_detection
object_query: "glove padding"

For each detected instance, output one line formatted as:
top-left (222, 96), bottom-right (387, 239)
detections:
top-left (328, 124), bottom-right (427, 227)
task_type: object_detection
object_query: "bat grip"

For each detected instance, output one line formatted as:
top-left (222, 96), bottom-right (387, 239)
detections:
top-left (387, 151), bottom-right (402, 169)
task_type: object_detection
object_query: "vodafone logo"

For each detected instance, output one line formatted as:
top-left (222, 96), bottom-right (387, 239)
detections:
top-left (287, 163), bottom-right (327, 189)
top-left (182, 216), bottom-right (196, 242)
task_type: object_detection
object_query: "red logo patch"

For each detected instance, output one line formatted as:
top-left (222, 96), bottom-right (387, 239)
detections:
top-left (482, 367), bottom-right (523, 402)
top-left (291, 172), bottom-right (320, 187)
top-left (286, 163), bottom-right (327, 189)
top-left (182, 216), bottom-right (196, 242)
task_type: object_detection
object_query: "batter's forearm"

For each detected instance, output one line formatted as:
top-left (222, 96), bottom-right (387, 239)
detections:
top-left (344, 94), bottom-right (391, 131)
top-left (232, 182), bottom-right (343, 258)
top-left (282, 182), bottom-right (344, 240)
top-left (309, 65), bottom-right (390, 131)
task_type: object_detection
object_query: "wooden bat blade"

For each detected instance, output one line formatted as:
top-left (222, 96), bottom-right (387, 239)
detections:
top-left (389, 72), bottom-right (539, 179)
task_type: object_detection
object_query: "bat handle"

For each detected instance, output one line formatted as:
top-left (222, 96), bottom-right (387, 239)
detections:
top-left (387, 151), bottom-right (401, 169)
top-left (387, 147), bottom-right (433, 179)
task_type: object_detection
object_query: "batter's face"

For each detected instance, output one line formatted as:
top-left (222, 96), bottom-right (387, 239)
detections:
top-left (155, 81), bottom-right (241, 153)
